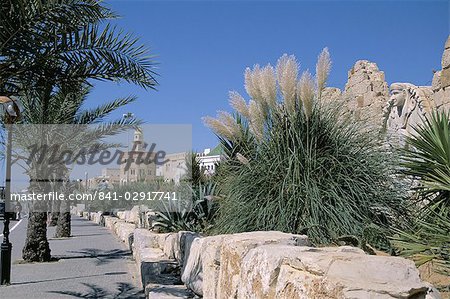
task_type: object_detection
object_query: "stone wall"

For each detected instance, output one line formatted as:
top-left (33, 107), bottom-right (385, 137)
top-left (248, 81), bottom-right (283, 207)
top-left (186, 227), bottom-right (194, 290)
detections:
top-left (323, 35), bottom-right (450, 139)
top-left (432, 36), bottom-right (450, 111)
top-left (79, 207), bottom-right (440, 299)
top-left (322, 60), bottom-right (389, 131)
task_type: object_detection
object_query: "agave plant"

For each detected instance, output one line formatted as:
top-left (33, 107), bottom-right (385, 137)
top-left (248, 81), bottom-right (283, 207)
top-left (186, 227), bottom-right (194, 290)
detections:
top-left (401, 110), bottom-right (450, 218)
top-left (392, 110), bottom-right (450, 281)
top-left (152, 181), bottom-right (218, 233)
top-left (204, 50), bottom-right (406, 246)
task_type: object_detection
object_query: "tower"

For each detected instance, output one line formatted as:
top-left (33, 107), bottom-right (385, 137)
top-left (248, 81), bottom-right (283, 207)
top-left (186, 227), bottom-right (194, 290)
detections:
top-left (132, 128), bottom-right (144, 151)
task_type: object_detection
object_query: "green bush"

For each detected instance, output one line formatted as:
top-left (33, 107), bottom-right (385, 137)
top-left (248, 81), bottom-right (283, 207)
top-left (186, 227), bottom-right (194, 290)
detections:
top-left (204, 50), bottom-right (406, 247)
top-left (400, 110), bottom-right (450, 218)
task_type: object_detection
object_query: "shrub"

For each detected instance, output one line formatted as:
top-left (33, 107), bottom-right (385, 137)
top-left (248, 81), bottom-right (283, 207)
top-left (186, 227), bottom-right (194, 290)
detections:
top-left (400, 110), bottom-right (450, 218)
top-left (204, 50), bottom-right (406, 247)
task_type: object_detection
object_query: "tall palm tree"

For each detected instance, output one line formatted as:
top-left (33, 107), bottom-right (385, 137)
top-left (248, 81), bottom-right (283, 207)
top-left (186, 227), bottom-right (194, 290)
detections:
top-left (19, 84), bottom-right (141, 239)
top-left (1, 0), bottom-right (158, 262)
top-left (0, 0), bottom-right (157, 96)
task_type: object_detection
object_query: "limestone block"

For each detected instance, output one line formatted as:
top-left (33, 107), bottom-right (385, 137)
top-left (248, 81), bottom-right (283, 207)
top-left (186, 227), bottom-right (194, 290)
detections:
top-left (178, 231), bottom-right (200, 270)
top-left (127, 205), bottom-right (149, 224)
top-left (154, 233), bottom-right (173, 251)
top-left (446, 35), bottom-right (450, 49)
top-left (433, 88), bottom-right (443, 108)
top-left (163, 233), bottom-right (179, 260)
top-left (346, 72), bottom-right (369, 87)
top-left (321, 87), bottom-right (342, 103)
top-left (442, 48), bottom-right (450, 70)
top-left (113, 221), bottom-right (136, 247)
top-left (237, 245), bottom-right (432, 299)
top-left (441, 68), bottom-right (450, 89)
top-left (181, 235), bottom-right (227, 297)
top-left (117, 211), bottom-right (126, 220)
top-left (345, 83), bottom-right (370, 95)
top-left (217, 231), bottom-right (309, 299)
top-left (369, 71), bottom-right (385, 82)
top-left (432, 71), bottom-right (442, 91)
top-left (181, 237), bottom-right (203, 296)
top-left (138, 247), bottom-right (178, 289)
top-left (104, 216), bottom-right (118, 230)
top-left (133, 229), bottom-right (161, 258)
top-left (90, 211), bottom-right (102, 224)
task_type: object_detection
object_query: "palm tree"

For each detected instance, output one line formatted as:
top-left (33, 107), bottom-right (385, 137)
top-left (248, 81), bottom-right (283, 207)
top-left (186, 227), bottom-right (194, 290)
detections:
top-left (20, 85), bottom-right (141, 239)
top-left (0, 0), bottom-right (157, 262)
top-left (0, 0), bottom-right (157, 96)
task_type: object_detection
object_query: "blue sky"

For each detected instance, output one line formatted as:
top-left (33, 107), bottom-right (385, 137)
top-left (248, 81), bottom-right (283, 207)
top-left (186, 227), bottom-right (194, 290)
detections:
top-left (89, 0), bottom-right (449, 150)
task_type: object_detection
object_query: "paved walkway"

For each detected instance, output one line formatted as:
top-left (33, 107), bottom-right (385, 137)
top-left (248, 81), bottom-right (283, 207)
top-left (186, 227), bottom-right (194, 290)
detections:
top-left (0, 216), bottom-right (143, 299)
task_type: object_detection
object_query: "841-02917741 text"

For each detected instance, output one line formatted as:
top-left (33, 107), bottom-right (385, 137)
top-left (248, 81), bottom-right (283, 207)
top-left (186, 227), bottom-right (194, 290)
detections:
top-left (96, 191), bottom-right (179, 201)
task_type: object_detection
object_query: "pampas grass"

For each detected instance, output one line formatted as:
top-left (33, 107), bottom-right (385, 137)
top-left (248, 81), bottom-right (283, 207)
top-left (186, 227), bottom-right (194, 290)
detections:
top-left (204, 49), bottom-right (406, 247)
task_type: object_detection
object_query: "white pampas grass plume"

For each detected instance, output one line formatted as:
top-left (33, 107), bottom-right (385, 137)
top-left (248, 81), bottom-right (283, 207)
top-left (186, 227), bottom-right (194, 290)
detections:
top-left (316, 48), bottom-right (331, 96)
top-left (228, 91), bottom-right (249, 119)
top-left (236, 153), bottom-right (250, 166)
top-left (248, 100), bottom-right (264, 141)
top-left (260, 65), bottom-right (277, 109)
top-left (299, 70), bottom-right (315, 120)
top-left (276, 54), bottom-right (298, 114)
top-left (217, 111), bottom-right (241, 138)
top-left (245, 65), bottom-right (263, 102)
top-left (202, 116), bottom-right (234, 140)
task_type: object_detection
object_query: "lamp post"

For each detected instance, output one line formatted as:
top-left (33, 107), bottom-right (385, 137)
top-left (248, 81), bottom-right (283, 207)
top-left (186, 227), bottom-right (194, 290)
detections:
top-left (122, 113), bottom-right (134, 185)
top-left (0, 96), bottom-right (21, 285)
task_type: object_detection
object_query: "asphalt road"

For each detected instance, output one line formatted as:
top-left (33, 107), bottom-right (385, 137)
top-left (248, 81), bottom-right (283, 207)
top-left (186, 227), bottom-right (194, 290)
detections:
top-left (0, 216), bottom-right (143, 299)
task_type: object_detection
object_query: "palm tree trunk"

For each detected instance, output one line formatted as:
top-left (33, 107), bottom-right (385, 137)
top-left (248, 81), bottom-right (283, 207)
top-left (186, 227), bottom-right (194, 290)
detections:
top-left (22, 210), bottom-right (51, 262)
top-left (49, 201), bottom-right (60, 226)
top-left (22, 178), bottom-right (51, 262)
top-left (55, 200), bottom-right (71, 238)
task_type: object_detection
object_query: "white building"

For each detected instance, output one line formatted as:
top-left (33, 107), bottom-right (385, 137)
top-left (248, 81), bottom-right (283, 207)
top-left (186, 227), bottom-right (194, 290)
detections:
top-left (156, 146), bottom-right (223, 183)
top-left (197, 147), bottom-right (222, 176)
top-left (157, 152), bottom-right (187, 183)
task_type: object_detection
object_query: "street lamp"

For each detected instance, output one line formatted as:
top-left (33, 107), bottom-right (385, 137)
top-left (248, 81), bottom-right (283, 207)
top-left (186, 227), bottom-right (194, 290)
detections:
top-left (0, 96), bottom-right (21, 285)
top-left (122, 113), bottom-right (134, 185)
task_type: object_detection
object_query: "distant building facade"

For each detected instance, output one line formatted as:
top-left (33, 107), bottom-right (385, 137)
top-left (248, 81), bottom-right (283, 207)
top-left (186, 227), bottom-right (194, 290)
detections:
top-left (89, 129), bottom-right (157, 188)
top-left (158, 152), bottom-right (187, 183)
top-left (119, 129), bottom-right (156, 184)
top-left (90, 132), bottom-right (223, 186)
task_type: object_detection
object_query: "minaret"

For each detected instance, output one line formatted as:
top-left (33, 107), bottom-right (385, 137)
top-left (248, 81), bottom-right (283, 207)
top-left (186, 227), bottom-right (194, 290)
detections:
top-left (132, 128), bottom-right (144, 152)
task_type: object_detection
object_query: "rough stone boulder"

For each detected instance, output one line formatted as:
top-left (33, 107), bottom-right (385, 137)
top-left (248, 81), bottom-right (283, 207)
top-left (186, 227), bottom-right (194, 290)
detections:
top-left (126, 205), bottom-right (149, 225)
top-left (104, 215), bottom-right (119, 230)
top-left (116, 211), bottom-right (126, 220)
top-left (133, 229), bottom-right (161, 256)
top-left (237, 245), bottom-right (432, 299)
top-left (112, 220), bottom-right (136, 248)
top-left (182, 231), bottom-right (309, 297)
top-left (138, 247), bottom-right (178, 290)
